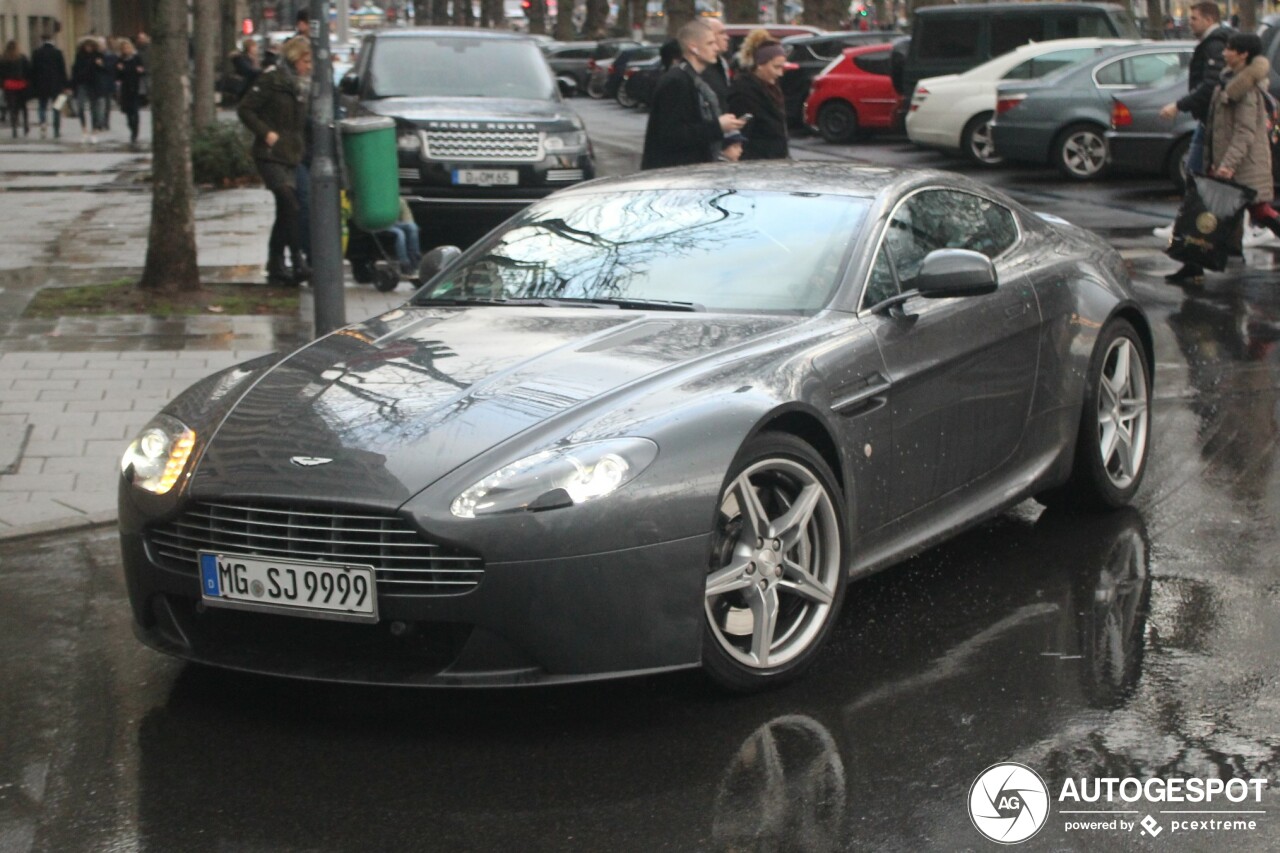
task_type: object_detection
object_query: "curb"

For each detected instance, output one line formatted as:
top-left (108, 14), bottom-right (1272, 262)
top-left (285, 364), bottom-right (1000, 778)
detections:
top-left (0, 510), bottom-right (118, 543)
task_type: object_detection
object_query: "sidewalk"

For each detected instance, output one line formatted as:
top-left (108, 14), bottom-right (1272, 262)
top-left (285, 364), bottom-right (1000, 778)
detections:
top-left (0, 109), bottom-right (403, 539)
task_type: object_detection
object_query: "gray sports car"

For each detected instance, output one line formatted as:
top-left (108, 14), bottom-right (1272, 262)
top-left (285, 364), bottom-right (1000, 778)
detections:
top-left (118, 163), bottom-right (1153, 691)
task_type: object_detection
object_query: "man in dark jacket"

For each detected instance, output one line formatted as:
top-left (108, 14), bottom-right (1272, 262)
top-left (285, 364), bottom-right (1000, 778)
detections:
top-left (30, 33), bottom-right (67, 139)
top-left (641, 20), bottom-right (745, 170)
top-left (700, 16), bottom-right (731, 111)
top-left (1160, 1), bottom-right (1232, 175)
top-left (238, 36), bottom-right (312, 285)
top-left (1159, 0), bottom-right (1233, 284)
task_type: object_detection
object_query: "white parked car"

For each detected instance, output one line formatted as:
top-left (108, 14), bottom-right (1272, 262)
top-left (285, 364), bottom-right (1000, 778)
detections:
top-left (905, 37), bottom-right (1141, 165)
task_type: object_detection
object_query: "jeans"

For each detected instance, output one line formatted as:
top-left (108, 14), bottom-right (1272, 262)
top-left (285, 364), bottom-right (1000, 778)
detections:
top-left (258, 160), bottom-right (302, 269)
top-left (37, 96), bottom-right (61, 136)
top-left (4, 91), bottom-right (27, 136)
top-left (1187, 122), bottom-right (1206, 176)
top-left (75, 87), bottom-right (106, 131)
top-left (122, 106), bottom-right (139, 142)
top-left (384, 222), bottom-right (422, 272)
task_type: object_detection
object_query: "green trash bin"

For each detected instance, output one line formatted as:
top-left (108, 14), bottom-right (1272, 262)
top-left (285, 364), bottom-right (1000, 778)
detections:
top-left (340, 116), bottom-right (400, 232)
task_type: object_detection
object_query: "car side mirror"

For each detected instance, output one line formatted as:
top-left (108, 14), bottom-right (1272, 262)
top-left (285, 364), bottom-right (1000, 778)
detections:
top-left (339, 72), bottom-right (360, 96)
top-left (418, 246), bottom-right (462, 282)
top-left (557, 76), bottom-right (578, 98)
top-left (914, 248), bottom-right (998, 298)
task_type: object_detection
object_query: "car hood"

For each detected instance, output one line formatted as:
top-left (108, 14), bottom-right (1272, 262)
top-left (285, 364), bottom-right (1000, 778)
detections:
top-left (189, 307), bottom-right (795, 508)
top-left (364, 97), bottom-right (578, 128)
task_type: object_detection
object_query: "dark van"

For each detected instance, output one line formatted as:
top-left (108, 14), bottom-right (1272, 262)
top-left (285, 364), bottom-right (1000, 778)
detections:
top-left (893, 2), bottom-right (1142, 97)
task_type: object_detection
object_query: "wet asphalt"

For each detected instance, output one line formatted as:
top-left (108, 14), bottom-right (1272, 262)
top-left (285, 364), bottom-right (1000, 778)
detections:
top-left (1, 103), bottom-right (1279, 852)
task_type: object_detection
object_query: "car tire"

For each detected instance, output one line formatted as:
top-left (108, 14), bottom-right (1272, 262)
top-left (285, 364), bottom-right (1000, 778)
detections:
top-left (617, 84), bottom-right (637, 109)
top-left (1053, 122), bottom-right (1108, 181)
top-left (703, 432), bottom-right (848, 692)
top-left (373, 263), bottom-right (400, 293)
top-left (1040, 319), bottom-right (1151, 511)
top-left (961, 112), bottom-right (1002, 165)
top-left (587, 74), bottom-right (606, 99)
top-left (1167, 135), bottom-right (1191, 192)
top-left (817, 101), bottom-right (859, 144)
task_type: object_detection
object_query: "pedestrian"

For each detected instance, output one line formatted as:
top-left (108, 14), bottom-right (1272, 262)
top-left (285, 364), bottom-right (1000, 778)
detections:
top-left (29, 33), bottom-right (67, 140)
top-left (727, 30), bottom-right (790, 160)
top-left (378, 198), bottom-right (422, 274)
top-left (238, 36), bottom-right (312, 286)
top-left (115, 37), bottom-right (145, 146)
top-left (71, 37), bottom-right (108, 143)
top-left (99, 37), bottom-right (117, 130)
top-left (701, 17), bottom-right (731, 111)
top-left (294, 9), bottom-right (312, 40)
top-left (134, 31), bottom-right (150, 105)
top-left (1169, 34), bottom-right (1280, 284)
top-left (0, 40), bottom-right (31, 138)
top-left (721, 130), bottom-right (746, 162)
top-left (231, 39), bottom-right (262, 100)
top-left (640, 20), bottom-right (746, 170)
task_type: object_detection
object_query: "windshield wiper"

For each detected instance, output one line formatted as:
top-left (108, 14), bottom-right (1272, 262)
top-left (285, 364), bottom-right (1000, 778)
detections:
top-left (558, 297), bottom-right (705, 312)
top-left (412, 296), bottom-right (603, 308)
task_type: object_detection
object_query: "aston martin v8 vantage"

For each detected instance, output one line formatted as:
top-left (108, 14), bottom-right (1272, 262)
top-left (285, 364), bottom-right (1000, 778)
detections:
top-left (119, 163), bottom-right (1152, 691)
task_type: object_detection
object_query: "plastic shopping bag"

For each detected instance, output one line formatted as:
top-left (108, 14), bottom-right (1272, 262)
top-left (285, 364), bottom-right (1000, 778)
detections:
top-left (1167, 175), bottom-right (1256, 271)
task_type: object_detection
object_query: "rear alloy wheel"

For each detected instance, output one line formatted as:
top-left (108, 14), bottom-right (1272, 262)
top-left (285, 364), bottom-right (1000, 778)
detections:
top-left (617, 84), bottom-right (638, 109)
top-left (817, 101), bottom-right (858, 144)
top-left (1054, 123), bottom-right (1108, 181)
top-left (703, 433), bottom-right (846, 692)
top-left (962, 112), bottom-right (1002, 165)
top-left (1042, 319), bottom-right (1151, 510)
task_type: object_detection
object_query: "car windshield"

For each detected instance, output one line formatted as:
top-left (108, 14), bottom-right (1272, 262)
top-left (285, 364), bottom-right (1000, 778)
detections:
top-left (415, 189), bottom-right (869, 313)
top-left (368, 37), bottom-right (555, 99)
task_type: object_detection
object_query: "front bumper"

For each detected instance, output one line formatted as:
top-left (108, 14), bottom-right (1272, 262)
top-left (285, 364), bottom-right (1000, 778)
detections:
top-left (120, 520), bottom-right (708, 687)
top-left (398, 151), bottom-right (595, 224)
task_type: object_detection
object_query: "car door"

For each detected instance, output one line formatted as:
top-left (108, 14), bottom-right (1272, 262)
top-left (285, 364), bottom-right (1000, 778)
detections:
top-left (859, 188), bottom-right (1041, 521)
top-left (850, 48), bottom-right (899, 128)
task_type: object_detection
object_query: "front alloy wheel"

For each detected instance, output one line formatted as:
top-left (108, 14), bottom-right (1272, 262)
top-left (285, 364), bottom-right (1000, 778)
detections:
top-left (704, 433), bottom-right (846, 691)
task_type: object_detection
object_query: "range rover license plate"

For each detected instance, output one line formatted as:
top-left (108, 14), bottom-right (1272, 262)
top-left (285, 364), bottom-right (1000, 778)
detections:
top-left (452, 169), bottom-right (518, 186)
top-left (199, 551), bottom-right (377, 622)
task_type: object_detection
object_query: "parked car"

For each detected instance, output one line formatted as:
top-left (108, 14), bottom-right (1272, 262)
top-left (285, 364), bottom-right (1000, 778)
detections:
top-left (780, 31), bottom-right (896, 126)
top-left (542, 39), bottom-right (644, 93)
top-left (892, 2), bottom-right (1142, 102)
top-left (804, 43), bottom-right (902, 143)
top-left (594, 43), bottom-right (659, 100)
top-left (906, 37), bottom-right (1139, 165)
top-left (991, 41), bottom-right (1193, 180)
top-left (339, 29), bottom-right (595, 237)
top-left (1105, 76), bottom-right (1196, 189)
top-left (119, 162), bottom-right (1152, 692)
top-left (620, 52), bottom-right (665, 108)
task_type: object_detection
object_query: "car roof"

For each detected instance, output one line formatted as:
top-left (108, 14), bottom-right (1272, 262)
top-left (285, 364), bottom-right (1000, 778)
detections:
top-left (916, 1), bottom-right (1125, 15)
top-left (782, 31), bottom-right (891, 45)
top-left (368, 27), bottom-right (536, 41)
top-left (1004, 36), bottom-right (1144, 56)
top-left (552, 162), bottom-right (989, 202)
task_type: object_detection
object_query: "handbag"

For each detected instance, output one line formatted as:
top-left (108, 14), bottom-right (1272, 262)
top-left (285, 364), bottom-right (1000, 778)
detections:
top-left (51, 92), bottom-right (67, 111)
top-left (1167, 174), bottom-right (1256, 272)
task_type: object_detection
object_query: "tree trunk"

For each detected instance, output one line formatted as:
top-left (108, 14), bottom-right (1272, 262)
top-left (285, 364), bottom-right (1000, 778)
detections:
top-left (527, 0), bottom-right (548, 34)
top-left (140, 0), bottom-right (200, 293)
top-left (192, 0), bottom-right (220, 130)
top-left (1238, 0), bottom-right (1257, 32)
top-left (431, 0), bottom-right (450, 25)
top-left (583, 0), bottom-right (610, 37)
top-left (482, 0), bottom-right (505, 27)
top-left (665, 0), bottom-right (694, 35)
top-left (554, 0), bottom-right (576, 39)
top-left (806, 0), bottom-right (847, 30)
top-left (724, 0), bottom-right (756, 25)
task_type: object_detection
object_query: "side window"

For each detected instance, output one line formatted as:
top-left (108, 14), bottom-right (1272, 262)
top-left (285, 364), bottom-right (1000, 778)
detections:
top-left (915, 19), bottom-right (980, 61)
top-left (990, 17), bottom-right (1045, 58)
top-left (1126, 52), bottom-right (1184, 86)
top-left (1003, 49), bottom-right (1097, 81)
top-left (1094, 57), bottom-right (1124, 86)
top-left (863, 190), bottom-right (1018, 308)
top-left (854, 51), bottom-right (892, 75)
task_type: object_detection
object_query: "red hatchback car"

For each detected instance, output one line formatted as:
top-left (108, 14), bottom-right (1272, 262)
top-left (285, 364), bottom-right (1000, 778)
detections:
top-left (804, 43), bottom-right (902, 143)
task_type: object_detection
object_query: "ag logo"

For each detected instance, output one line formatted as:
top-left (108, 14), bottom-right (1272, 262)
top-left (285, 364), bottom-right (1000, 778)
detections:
top-left (1196, 211), bottom-right (1218, 234)
top-left (968, 762), bottom-right (1050, 844)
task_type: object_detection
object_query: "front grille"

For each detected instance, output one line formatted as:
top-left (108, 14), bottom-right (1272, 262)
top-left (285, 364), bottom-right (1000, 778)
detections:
top-left (545, 169), bottom-right (585, 182)
top-left (147, 501), bottom-right (483, 597)
top-left (422, 130), bottom-right (541, 161)
top-left (398, 167), bottom-right (420, 181)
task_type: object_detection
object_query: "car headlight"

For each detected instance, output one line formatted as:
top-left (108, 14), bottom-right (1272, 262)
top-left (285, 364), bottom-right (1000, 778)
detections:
top-left (543, 130), bottom-right (587, 154)
top-left (450, 438), bottom-right (658, 518)
top-left (397, 131), bottom-right (422, 151)
top-left (121, 414), bottom-right (196, 495)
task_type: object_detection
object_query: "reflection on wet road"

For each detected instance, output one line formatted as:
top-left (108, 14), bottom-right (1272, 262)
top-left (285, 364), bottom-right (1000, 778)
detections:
top-left (2, 280), bottom-right (1280, 852)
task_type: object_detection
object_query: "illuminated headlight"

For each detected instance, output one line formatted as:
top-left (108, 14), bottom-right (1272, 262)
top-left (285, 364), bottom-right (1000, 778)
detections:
top-left (121, 414), bottom-right (196, 495)
top-left (450, 438), bottom-right (658, 518)
top-left (542, 130), bottom-right (588, 154)
top-left (397, 132), bottom-right (422, 151)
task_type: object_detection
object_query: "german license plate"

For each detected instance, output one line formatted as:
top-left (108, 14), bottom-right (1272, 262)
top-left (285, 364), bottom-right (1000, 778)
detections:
top-left (452, 169), bottom-right (518, 186)
top-left (199, 552), bottom-right (377, 622)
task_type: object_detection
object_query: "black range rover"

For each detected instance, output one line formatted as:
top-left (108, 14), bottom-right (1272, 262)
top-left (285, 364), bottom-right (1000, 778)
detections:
top-left (339, 28), bottom-right (596, 235)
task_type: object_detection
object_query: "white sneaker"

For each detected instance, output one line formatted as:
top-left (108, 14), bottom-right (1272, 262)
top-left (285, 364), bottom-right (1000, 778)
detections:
top-left (88, 133), bottom-right (97, 145)
top-left (1153, 223), bottom-right (1174, 240)
top-left (1242, 225), bottom-right (1279, 246)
